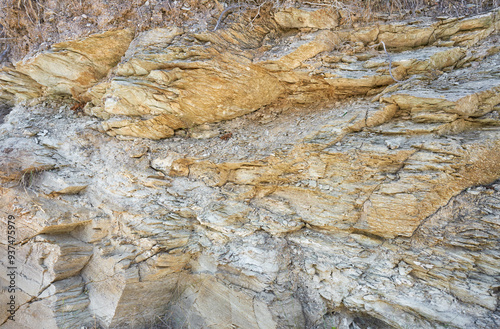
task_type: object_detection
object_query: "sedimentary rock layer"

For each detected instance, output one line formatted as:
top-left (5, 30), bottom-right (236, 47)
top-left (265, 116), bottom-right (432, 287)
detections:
top-left (0, 6), bottom-right (499, 329)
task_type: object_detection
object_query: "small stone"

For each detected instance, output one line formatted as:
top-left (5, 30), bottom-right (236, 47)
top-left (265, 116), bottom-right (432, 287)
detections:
top-left (341, 55), bottom-right (358, 63)
top-left (190, 128), bottom-right (219, 139)
top-left (385, 138), bottom-right (402, 150)
top-left (130, 146), bottom-right (148, 158)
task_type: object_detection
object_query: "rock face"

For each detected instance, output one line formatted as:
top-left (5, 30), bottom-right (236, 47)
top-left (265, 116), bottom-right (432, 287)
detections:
top-left (1, 5), bottom-right (500, 329)
top-left (16, 29), bottom-right (135, 97)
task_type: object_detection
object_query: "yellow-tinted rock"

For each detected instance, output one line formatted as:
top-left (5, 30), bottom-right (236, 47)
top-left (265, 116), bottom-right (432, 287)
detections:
top-left (0, 67), bottom-right (43, 104)
top-left (1, 7), bottom-right (500, 329)
top-left (378, 24), bottom-right (434, 49)
top-left (274, 7), bottom-right (339, 29)
top-left (16, 29), bottom-right (134, 97)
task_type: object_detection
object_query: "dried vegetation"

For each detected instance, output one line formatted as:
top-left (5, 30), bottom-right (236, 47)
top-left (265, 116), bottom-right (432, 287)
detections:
top-left (0, 0), bottom-right (498, 64)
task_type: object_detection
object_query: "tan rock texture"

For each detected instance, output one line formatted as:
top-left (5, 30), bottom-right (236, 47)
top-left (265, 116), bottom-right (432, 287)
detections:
top-left (16, 29), bottom-right (134, 97)
top-left (1, 4), bottom-right (500, 329)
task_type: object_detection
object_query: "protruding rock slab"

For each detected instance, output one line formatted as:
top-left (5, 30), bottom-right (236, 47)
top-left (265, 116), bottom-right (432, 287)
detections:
top-left (0, 67), bottom-right (43, 104)
top-left (0, 138), bottom-right (58, 183)
top-left (15, 29), bottom-right (134, 97)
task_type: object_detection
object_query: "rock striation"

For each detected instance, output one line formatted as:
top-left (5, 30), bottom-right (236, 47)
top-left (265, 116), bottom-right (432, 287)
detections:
top-left (1, 5), bottom-right (500, 329)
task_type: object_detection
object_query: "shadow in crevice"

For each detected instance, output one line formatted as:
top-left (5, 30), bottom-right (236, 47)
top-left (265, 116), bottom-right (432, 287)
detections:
top-left (0, 104), bottom-right (12, 124)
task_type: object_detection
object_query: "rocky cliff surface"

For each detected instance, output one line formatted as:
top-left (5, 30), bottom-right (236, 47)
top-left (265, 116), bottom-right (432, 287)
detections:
top-left (1, 3), bottom-right (500, 329)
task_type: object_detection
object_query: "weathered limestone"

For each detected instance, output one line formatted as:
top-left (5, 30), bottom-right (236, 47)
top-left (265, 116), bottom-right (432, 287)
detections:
top-left (0, 137), bottom-right (58, 183)
top-left (15, 29), bottom-right (134, 97)
top-left (0, 67), bottom-right (42, 105)
top-left (95, 9), bottom-right (498, 139)
top-left (1, 275), bottom-right (93, 329)
top-left (0, 235), bottom-right (93, 328)
top-left (1, 6), bottom-right (500, 329)
top-left (2, 8), bottom-right (497, 140)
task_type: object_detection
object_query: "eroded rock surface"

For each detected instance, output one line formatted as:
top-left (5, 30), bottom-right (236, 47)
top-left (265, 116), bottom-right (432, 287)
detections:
top-left (16, 29), bottom-right (134, 97)
top-left (1, 5), bottom-right (500, 329)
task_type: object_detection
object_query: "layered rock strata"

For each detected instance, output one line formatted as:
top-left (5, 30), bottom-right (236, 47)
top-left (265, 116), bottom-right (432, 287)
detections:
top-left (1, 6), bottom-right (500, 329)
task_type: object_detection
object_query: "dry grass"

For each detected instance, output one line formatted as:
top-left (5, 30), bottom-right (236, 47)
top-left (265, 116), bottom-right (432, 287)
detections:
top-left (286, 0), bottom-right (499, 22)
top-left (225, 0), bottom-right (498, 14)
top-left (0, 0), bottom-right (498, 63)
top-left (17, 168), bottom-right (43, 191)
top-left (211, 0), bottom-right (499, 32)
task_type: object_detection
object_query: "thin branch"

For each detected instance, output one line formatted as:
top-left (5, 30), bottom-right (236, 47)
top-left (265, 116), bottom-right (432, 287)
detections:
top-left (249, 2), bottom-right (266, 28)
top-left (381, 41), bottom-right (401, 82)
top-left (212, 4), bottom-right (247, 31)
